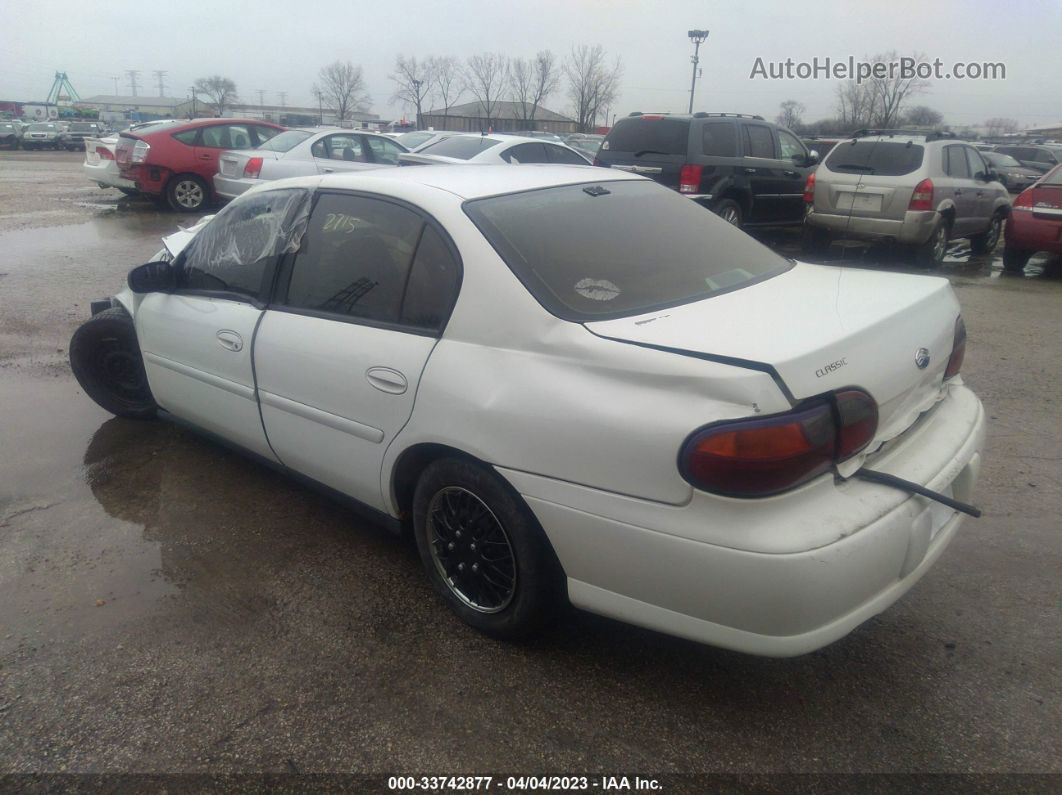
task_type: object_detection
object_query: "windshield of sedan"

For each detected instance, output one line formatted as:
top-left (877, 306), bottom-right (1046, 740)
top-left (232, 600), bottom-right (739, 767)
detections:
top-left (257, 130), bottom-right (313, 152)
top-left (418, 135), bottom-right (502, 159)
top-left (397, 131), bottom-right (435, 149)
top-left (984, 152), bottom-right (1021, 168)
top-left (465, 180), bottom-right (791, 321)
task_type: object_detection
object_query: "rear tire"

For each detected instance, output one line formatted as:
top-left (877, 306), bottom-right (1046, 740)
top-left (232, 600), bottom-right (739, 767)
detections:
top-left (914, 218), bottom-right (949, 267)
top-left (117, 187), bottom-right (138, 197)
top-left (166, 174), bottom-right (209, 212)
top-left (1002, 246), bottom-right (1032, 273)
top-left (412, 457), bottom-right (565, 640)
top-left (712, 198), bottom-right (743, 228)
top-left (69, 307), bottom-right (157, 419)
top-left (970, 212), bottom-right (1004, 255)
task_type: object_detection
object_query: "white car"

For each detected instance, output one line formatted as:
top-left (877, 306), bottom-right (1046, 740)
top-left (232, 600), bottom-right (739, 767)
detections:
top-left (213, 128), bottom-right (408, 200)
top-left (69, 166), bottom-right (984, 657)
top-left (84, 121), bottom-right (178, 194)
top-left (398, 133), bottom-right (592, 166)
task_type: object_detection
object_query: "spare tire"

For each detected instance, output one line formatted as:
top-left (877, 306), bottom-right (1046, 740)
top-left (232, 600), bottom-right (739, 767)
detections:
top-left (69, 307), bottom-right (157, 419)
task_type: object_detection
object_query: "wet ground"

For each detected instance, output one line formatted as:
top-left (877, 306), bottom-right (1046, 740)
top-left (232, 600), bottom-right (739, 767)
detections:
top-left (0, 150), bottom-right (1060, 780)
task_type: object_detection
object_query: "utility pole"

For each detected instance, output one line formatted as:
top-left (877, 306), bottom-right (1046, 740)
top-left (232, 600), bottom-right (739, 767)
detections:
top-left (411, 78), bottom-right (422, 128)
top-left (153, 70), bottom-right (168, 97)
top-left (111, 76), bottom-right (119, 94)
top-left (277, 91), bottom-right (287, 107)
top-left (314, 89), bottom-right (323, 125)
top-left (687, 30), bottom-right (709, 114)
top-left (257, 89), bottom-right (266, 106)
top-left (189, 86), bottom-right (197, 119)
top-left (126, 70), bottom-right (140, 97)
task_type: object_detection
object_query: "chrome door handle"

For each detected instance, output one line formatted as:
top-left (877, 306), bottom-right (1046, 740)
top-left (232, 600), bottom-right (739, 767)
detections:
top-left (216, 329), bottom-right (243, 351)
top-left (322, 168), bottom-right (335, 173)
top-left (366, 367), bottom-right (407, 394)
top-left (743, 167), bottom-right (757, 174)
top-left (783, 171), bottom-right (798, 178)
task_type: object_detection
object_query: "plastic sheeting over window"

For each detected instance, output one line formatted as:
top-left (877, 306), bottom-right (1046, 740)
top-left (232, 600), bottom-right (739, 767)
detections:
top-left (178, 188), bottom-right (311, 300)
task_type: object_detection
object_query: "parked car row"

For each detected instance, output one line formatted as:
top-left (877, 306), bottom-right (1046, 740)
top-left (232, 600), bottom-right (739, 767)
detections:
top-left (1, 119), bottom-right (109, 150)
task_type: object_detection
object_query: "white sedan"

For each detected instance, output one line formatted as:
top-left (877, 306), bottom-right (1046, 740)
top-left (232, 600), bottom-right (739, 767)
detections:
top-left (213, 128), bottom-right (408, 199)
top-left (398, 133), bottom-right (592, 166)
top-left (69, 166), bottom-right (984, 656)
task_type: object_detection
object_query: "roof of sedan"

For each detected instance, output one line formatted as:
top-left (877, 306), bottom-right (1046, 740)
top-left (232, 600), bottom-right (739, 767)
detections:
top-left (314, 164), bottom-right (643, 200)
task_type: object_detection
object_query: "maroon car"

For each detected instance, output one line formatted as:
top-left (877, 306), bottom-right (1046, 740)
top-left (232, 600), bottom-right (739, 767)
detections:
top-left (1003, 164), bottom-right (1062, 272)
top-left (116, 118), bottom-right (284, 211)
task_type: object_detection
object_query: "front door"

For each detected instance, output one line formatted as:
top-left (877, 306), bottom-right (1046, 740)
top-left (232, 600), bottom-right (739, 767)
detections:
top-left (253, 191), bottom-right (462, 510)
top-left (135, 188), bottom-right (308, 460)
top-left (740, 123), bottom-right (789, 223)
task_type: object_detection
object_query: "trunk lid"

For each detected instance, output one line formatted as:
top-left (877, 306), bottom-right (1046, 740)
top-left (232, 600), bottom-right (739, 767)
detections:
top-left (219, 149), bottom-right (278, 177)
top-left (1030, 182), bottom-right (1062, 222)
top-left (584, 262), bottom-right (959, 448)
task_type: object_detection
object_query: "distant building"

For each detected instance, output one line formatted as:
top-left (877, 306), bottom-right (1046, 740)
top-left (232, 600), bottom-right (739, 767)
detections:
top-left (77, 95), bottom-right (185, 124)
top-left (419, 100), bottom-right (578, 134)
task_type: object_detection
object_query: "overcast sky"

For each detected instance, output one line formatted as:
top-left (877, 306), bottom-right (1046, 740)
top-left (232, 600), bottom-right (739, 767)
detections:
top-left (3, 0), bottom-right (1060, 128)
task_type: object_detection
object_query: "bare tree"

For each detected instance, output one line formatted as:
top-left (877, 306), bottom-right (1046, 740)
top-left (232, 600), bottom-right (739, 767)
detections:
top-left (193, 75), bottom-right (237, 116)
top-left (776, 100), bottom-right (806, 131)
top-left (984, 117), bottom-right (1020, 136)
top-left (316, 60), bottom-right (370, 122)
top-left (465, 53), bottom-right (508, 129)
top-left (509, 50), bottom-right (560, 129)
top-left (390, 55), bottom-right (433, 126)
top-left (835, 80), bottom-right (875, 130)
top-left (427, 55), bottom-right (465, 127)
top-left (904, 105), bottom-right (943, 128)
top-left (867, 51), bottom-right (930, 128)
top-left (563, 45), bottom-right (622, 133)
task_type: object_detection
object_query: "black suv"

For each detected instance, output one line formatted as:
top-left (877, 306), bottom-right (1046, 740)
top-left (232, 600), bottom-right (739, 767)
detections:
top-left (992, 144), bottom-right (1062, 175)
top-left (595, 112), bottom-right (820, 228)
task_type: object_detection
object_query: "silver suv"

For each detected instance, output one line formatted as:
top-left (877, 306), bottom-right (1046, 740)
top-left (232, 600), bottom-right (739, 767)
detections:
top-left (803, 130), bottom-right (1011, 265)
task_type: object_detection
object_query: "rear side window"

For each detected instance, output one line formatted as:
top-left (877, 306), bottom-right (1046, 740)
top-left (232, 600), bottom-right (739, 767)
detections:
top-left (1036, 148), bottom-right (1060, 164)
top-left (172, 129), bottom-right (198, 145)
top-left (418, 136), bottom-right (502, 160)
top-left (824, 141), bottom-right (925, 176)
top-left (701, 122), bottom-right (738, 156)
top-left (283, 193), bottom-right (459, 332)
top-left (179, 189), bottom-right (306, 301)
top-left (944, 146), bottom-right (970, 178)
top-left (742, 125), bottom-right (775, 159)
top-left (602, 118), bottom-right (690, 155)
top-left (502, 142), bottom-right (550, 163)
top-left (465, 180), bottom-right (789, 322)
top-left (547, 145), bottom-right (589, 165)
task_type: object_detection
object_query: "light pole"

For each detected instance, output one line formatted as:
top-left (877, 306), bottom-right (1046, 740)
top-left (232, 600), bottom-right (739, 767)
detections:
top-left (411, 78), bottom-right (422, 128)
top-left (687, 29), bottom-right (709, 114)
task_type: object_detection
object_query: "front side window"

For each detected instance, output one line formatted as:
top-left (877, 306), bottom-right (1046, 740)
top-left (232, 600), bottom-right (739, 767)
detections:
top-left (965, 147), bottom-right (987, 178)
top-left (777, 129), bottom-right (806, 160)
top-left (742, 125), bottom-right (776, 159)
top-left (503, 142), bottom-right (550, 164)
top-left (178, 188), bottom-right (306, 301)
top-left (312, 134), bottom-right (367, 162)
top-left (284, 194), bottom-right (424, 325)
top-left (465, 180), bottom-right (790, 321)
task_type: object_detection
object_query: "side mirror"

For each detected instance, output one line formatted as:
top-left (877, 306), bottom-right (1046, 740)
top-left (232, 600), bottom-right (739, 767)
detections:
top-left (128, 260), bottom-right (176, 293)
top-left (805, 150), bottom-right (820, 166)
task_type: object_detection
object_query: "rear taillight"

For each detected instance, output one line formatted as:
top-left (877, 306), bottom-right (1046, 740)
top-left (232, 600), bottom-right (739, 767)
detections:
top-left (679, 389), bottom-right (878, 497)
top-left (131, 139), bottom-right (150, 164)
top-left (803, 171), bottom-right (816, 203)
top-left (96, 146), bottom-right (114, 160)
top-left (944, 316), bottom-right (966, 380)
top-left (243, 157), bottom-right (264, 179)
top-left (679, 163), bottom-right (702, 194)
top-left (909, 178), bottom-right (934, 211)
top-left (1011, 189), bottom-right (1033, 210)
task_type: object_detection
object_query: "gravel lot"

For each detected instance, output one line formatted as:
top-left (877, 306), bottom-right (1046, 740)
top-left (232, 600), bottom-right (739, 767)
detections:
top-left (0, 150), bottom-right (1059, 785)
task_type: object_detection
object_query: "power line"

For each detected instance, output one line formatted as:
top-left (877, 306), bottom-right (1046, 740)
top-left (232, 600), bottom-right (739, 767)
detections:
top-left (153, 70), bottom-right (168, 97)
top-left (125, 70), bottom-right (140, 97)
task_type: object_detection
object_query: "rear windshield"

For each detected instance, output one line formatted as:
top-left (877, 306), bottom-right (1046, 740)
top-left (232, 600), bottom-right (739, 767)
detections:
top-left (825, 141), bottom-right (925, 176)
top-left (603, 118), bottom-right (690, 155)
top-left (1043, 165), bottom-right (1062, 186)
top-left (397, 131), bottom-right (435, 149)
top-left (419, 136), bottom-right (502, 160)
top-left (464, 180), bottom-right (790, 321)
top-left (258, 130), bottom-right (312, 152)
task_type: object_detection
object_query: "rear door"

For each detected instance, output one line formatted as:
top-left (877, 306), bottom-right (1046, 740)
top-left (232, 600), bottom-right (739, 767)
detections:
top-left (597, 116), bottom-right (691, 189)
top-left (942, 144), bottom-right (977, 235)
top-left (775, 128), bottom-right (813, 223)
top-left (195, 123), bottom-right (255, 180)
top-left (253, 191), bottom-right (461, 509)
top-left (135, 188), bottom-right (307, 460)
top-left (739, 122), bottom-right (790, 223)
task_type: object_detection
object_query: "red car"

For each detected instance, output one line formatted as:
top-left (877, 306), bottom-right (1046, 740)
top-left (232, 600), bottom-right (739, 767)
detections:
top-left (1003, 163), bottom-right (1062, 272)
top-left (116, 118), bottom-right (284, 212)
